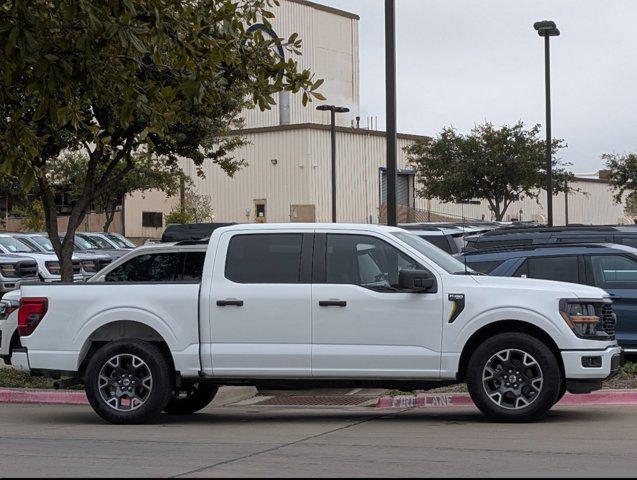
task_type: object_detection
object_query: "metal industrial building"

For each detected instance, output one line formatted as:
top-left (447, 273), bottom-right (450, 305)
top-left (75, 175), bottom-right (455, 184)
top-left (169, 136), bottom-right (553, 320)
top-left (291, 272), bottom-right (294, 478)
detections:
top-left (2, 0), bottom-right (622, 239)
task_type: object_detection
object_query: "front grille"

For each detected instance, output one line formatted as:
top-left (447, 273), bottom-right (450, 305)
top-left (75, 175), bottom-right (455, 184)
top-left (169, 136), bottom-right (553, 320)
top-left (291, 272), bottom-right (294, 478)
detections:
top-left (72, 261), bottom-right (81, 274)
top-left (600, 304), bottom-right (616, 337)
top-left (16, 261), bottom-right (38, 278)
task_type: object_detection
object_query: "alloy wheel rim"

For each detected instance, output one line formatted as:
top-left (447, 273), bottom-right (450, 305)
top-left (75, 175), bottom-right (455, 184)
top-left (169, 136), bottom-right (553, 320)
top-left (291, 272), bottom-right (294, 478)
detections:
top-left (482, 349), bottom-right (543, 410)
top-left (98, 354), bottom-right (153, 412)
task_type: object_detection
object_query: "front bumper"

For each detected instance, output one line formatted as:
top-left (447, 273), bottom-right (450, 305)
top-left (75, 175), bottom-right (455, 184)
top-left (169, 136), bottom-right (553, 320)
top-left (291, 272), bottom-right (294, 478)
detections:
top-left (562, 346), bottom-right (622, 380)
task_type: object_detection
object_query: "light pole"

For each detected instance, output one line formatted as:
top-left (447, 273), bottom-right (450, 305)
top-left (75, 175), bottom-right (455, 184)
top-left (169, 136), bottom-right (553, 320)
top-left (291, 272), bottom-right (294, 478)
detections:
top-left (385, 0), bottom-right (398, 226)
top-left (317, 105), bottom-right (350, 223)
top-left (534, 20), bottom-right (560, 227)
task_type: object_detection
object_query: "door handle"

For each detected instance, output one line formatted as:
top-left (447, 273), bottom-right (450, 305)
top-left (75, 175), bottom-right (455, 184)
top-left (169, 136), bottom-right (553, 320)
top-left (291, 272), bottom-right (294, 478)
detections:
top-left (217, 299), bottom-right (244, 307)
top-left (319, 300), bottom-right (347, 307)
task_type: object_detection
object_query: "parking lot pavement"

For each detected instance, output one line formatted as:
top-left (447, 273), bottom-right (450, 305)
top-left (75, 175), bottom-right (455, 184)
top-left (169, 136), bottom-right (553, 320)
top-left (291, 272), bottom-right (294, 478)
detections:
top-left (0, 403), bottom-right (635, 478)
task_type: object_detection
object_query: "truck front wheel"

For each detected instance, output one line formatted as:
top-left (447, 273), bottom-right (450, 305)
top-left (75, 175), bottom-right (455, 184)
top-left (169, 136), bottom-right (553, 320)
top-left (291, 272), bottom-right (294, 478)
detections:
top-left (466, 332), bottom-right (561, 421)
top-left (164, 383), bottom-right (219, 415)
top-left (85, 340), bottom-right (173, 425)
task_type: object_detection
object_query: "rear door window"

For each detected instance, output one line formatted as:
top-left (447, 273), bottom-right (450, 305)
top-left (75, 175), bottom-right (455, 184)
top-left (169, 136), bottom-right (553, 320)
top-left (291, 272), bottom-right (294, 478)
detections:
top-left (514, 256), bottom-right (579, 283)
top-left (225, 234), bottom-right (303, 284)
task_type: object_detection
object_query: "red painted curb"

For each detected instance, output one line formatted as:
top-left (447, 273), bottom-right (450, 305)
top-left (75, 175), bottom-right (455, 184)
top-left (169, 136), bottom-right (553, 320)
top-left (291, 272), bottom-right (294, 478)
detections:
top-left (0, 389), bottom-right (88, 405)
top-left (2, 388), bottom-right (637, 408)
top-left (376, 390), bottom-right (637, 409)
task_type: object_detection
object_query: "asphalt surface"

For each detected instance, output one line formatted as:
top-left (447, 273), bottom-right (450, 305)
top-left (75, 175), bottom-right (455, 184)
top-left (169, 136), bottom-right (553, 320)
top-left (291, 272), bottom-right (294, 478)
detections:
top-left (0, 402), bottom-right (634, 477)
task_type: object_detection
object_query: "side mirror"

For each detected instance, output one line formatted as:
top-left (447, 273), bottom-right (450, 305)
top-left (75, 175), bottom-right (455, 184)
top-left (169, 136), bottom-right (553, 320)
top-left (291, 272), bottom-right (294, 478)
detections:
top-left (399, 269), bottom-right (437, 293)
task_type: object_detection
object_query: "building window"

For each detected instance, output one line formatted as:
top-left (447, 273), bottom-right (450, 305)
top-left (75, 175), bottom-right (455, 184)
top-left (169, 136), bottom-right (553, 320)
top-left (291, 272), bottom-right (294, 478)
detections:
top-left (142, 212), bottom-right (163, 229)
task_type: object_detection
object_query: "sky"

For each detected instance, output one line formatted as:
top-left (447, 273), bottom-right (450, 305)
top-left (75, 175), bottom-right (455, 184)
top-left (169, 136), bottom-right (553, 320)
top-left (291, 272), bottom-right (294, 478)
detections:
top-left (314, 0), bottom-right (636, 173)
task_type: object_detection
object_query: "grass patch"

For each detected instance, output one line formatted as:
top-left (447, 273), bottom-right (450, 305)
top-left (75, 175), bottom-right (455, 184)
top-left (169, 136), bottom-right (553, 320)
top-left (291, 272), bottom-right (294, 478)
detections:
top-left (0, 367), bottom-right (57, 389)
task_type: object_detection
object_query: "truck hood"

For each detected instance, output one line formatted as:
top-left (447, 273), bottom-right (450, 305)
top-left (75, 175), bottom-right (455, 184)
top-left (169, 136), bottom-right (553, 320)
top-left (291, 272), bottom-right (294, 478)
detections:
top-left (472, 275), bottom-right (608, 299)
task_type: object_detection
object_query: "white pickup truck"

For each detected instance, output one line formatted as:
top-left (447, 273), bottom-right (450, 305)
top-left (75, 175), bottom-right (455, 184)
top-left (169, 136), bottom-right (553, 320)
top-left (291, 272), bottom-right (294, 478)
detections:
top-left (12, 224), bottom-right (621, 424)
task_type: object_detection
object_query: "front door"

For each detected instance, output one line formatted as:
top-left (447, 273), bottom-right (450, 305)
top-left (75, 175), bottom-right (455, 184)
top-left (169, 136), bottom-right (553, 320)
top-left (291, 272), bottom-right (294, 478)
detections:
top-left (587, 254), bottom-right (637, 349)
top-left (311, 232), bottom-right (443, 378)
top-left (210, 231), bottom-right (313, 376)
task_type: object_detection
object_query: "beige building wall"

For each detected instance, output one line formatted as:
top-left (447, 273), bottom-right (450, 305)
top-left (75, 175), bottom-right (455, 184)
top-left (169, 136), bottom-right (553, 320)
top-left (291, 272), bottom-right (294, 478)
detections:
top-left (123, 125), bottom-right (424, 234)
top-left (418, 179), bottom-right (627, 226)
top-left (240, 0), bottom-right (360, 129)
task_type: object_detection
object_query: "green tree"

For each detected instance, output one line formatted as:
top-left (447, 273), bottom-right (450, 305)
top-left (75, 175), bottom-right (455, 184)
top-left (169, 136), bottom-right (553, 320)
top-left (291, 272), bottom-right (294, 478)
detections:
top-left (49, 151), bottom-right (189, 232)
top-left (406, 122), bottom-right (573, 221)
top-left (165, 188), bottom-right (213, 225)
top-left (13, 199), bottom-right (45, 231)
top-left (603, 152), bottom-right (637, 206)
top-left (0, 0), bottom-right (323, 280)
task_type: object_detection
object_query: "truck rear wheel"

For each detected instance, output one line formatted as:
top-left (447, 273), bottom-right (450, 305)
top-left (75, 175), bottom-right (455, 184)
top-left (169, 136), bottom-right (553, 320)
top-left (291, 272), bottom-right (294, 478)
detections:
top-left (85, 340), bottom-right (173, 425)
top-left (164, 383), bottom-right (219, 415)
top-left (466, 332), bottom-right (561, 422)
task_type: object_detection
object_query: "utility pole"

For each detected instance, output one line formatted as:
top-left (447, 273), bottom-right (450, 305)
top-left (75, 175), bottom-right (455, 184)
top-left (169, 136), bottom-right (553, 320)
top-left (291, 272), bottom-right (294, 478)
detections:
top-left (385, 0), bottom-right (398, 226)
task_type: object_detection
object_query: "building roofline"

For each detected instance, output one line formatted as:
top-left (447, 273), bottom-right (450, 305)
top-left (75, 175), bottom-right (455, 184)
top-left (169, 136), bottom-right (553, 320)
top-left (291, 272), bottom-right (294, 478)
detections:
top-left (231, 122), bottom-right (429, 142)
top-left (286, 0), bottom-right (360, 20)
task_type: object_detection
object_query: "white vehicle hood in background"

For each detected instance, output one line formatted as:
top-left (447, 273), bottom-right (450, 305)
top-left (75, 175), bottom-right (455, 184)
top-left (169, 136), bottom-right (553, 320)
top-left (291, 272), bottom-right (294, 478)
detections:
top-left (472, 275), bottom-right (608, 299)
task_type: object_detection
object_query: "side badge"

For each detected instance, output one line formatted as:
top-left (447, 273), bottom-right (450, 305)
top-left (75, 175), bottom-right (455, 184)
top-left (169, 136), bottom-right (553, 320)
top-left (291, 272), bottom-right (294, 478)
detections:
top-left (448, 294), bottom-right (465, 323)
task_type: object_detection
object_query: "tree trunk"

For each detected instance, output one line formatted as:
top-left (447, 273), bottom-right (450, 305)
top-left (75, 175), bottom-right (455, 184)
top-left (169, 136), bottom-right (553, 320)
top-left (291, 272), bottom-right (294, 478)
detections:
top-left (103, 207), bottom-right (116, 233)
top-left (59, 238), bottom-right (76, 282)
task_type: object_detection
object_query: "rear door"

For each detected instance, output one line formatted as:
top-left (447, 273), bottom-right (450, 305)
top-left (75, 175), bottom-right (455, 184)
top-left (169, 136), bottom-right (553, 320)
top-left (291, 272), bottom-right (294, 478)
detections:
top-left (209, 230), bottom-right (313, 377)
top-left (311, 231), bottom-right (443, 378)
top-left (585, 254), bottom-right (637, 349)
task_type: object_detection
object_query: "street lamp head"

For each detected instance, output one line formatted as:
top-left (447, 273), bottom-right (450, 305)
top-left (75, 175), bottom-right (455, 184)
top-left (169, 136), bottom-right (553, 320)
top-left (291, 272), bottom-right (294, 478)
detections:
top-left (316, 105), bottom-right (350, 114)
top-left (534, 20), bottom-right (560, 37)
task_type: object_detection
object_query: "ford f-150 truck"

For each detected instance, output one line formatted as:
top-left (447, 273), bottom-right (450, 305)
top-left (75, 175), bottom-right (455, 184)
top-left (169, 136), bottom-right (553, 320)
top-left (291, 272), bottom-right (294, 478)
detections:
top-left (11, 224), bottom-right (621, 424)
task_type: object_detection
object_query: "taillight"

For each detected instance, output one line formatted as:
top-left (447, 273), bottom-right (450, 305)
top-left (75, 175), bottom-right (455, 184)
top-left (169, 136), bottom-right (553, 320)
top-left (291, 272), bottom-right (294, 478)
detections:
top-left (18, 297), bottom-right (48, 336)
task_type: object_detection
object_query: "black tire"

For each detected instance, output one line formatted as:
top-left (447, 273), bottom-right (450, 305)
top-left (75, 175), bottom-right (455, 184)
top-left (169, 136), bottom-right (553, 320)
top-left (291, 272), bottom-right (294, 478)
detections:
top-left (466, 332), bottom-right (561, 422)
top-left (85, 340), bottom-right (173, 425)
top-left (164, 383), bottom-right (219, 415)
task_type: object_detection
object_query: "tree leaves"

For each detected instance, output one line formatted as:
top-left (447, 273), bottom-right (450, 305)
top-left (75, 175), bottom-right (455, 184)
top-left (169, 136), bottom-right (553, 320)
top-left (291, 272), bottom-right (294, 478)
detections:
top-left (406, 122), bottom-right (572, 221)
top-left (604, 152), bottom-right (637, 204)
top-left (0, 0), bottom-right (323, 279)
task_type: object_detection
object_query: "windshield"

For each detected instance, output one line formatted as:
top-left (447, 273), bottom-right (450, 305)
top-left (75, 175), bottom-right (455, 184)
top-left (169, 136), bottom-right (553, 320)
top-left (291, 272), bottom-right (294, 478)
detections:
top-left (73, 235), bottom-right (101, 250)
top-left (83, 235), bottom-right (111, 249)
top-left (28, 235), bottom-right (54, 252)
top-left (0, 236), bottom-right (37, 253)
top-left (105, 233), bottom-right (135, 248)
top-left (392, 232), bottom-right (475, 275)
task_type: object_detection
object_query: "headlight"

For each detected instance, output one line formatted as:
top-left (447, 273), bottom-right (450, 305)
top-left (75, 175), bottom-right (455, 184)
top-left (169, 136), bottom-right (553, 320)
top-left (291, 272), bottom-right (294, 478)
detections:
top-left (0, 299), bottom-right (19, 320)
top-left (81, 260), bottom-right (97, 273)
top-left (45, 261), bottom-right (61, 275)
top-left (0, 264), bottom-right (17, 278)
top-left (559, 299), bottom-right (611, 339)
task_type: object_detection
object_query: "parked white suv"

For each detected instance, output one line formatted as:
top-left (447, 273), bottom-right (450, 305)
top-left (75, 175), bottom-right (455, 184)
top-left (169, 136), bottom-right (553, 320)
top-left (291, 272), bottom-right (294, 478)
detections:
top-left (11, 224), bottom-right (621, 424)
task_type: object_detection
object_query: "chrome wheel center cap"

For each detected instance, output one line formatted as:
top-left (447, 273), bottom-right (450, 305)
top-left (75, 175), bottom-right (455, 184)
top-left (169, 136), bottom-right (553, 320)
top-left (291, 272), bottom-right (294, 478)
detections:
top-left (508, 375), bottom-right (517, 383)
